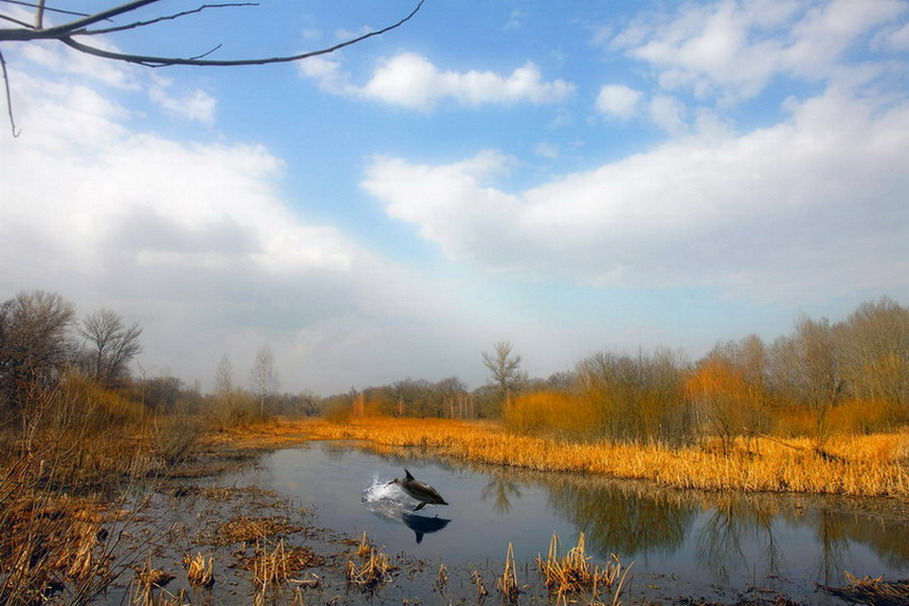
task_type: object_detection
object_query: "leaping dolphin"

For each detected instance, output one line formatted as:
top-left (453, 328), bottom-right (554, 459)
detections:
top-left (389, 468), bottom-right (448, 511)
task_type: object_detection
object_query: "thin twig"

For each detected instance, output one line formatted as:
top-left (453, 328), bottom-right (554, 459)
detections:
top-left (0, 48), bottom-right (20, 137)
top-left (0, 13), bottom-right (34, 28)
top-left (78, 3), bottom-right (257, 36)
top-left (0, 0), bottom-right (91, 18)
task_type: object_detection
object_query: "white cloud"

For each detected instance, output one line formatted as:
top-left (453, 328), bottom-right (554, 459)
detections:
top-left (0, 47), bottom-right (504, 393)
top-left (596, 84), bottom-right (642, 119)
top-left (608, 0), bottom-right (908, 103)
top-left (299, 52), bottom-right (575, 111)
top-left (534, 142), bottom-right (559, 159)
top-left (363, 87), bottom-right (909, 302)
top-left (149, 77), bottom-right (216, 124)
top-left (648, 93), bottom-right (688, 135)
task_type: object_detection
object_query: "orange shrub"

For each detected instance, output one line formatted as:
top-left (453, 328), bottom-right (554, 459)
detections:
top-left (828, 398), bottom-right (899, 434)
top-left (505, 391), bottom-right (599, 438)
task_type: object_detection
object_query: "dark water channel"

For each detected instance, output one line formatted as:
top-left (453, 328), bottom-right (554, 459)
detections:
top-left (222, 441), bottom-right (909, 603)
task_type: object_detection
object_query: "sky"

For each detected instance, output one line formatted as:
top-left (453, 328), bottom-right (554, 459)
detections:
top-left (1, 0), bottom-right (908, 395)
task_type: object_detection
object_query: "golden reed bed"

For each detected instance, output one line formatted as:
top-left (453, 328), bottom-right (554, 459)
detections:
top-left (220, 418), bottom-right (909, 498)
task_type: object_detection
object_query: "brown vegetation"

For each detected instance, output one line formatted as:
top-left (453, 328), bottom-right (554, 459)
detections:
top-left (345, 532), bottom-right (396, 591)
top-left (819, 572), bottom-right (909, 606)
top-left (295, 417), bottom-right (909, 496)
top-left (538, 533), bottom-right (628, 604)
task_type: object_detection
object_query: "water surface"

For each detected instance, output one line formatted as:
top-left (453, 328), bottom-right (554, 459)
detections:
top-left (225, 441), bottom-right (909, 603)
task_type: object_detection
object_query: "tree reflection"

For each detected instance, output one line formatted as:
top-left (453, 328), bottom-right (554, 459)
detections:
top-left (695, 496), bottom-right (783, 584)
top-left (482, 471), bottom-right (522, 513)
top-left (542, 476), bottom-right (696, 558)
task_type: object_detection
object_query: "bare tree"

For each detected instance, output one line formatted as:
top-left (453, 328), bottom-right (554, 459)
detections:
top-left (482, 341), bottom-right (524, 410)
top-left (0, 290), bottom-right (76, 408)
top-left (770, 316), bottom-right (845, 450)
top-left (78, 308), bottom-right (142, 388)
top-left (841, 297), bottom-right (909, 412)
top-left (214, 352), bottom-right (233, 393)
top-left (0, 0), bottom-right (425, 135)
top-left (249, 344), bottom-right (276, 416)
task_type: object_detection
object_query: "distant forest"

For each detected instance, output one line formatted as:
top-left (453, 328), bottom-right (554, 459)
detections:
top-left (1, 291), bottom-right (906, 445)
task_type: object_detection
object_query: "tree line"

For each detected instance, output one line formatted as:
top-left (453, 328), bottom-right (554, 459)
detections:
top-left (0, 290), bottom-right (320, 424)
top-left (3, 290), bottom-right (907, 445)
top-left (333, 297), bottom-right (909, 448)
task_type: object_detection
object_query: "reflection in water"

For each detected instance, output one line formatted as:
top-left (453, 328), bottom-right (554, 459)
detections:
top-left (481, 470), bottom-right (522, 513)
top-left (254, 441), bottom-right (909, 601)
top-left (401, 511), bottom-right (451, 544)
top-left (696, 496), bottom-right (784, 584)
top-left (360, 474), bottom-right (452, 544)
top-left (540, 474), bottom-right (696, 558)
top-left (524, 467), bottom-right (909, 589)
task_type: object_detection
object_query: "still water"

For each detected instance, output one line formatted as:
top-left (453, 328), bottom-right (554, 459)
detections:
top-left (225, 441), bottom-right (909, 602)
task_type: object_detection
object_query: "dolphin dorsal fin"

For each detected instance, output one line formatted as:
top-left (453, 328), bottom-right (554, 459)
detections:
top-left (404, 469), bottom-right (414, 480)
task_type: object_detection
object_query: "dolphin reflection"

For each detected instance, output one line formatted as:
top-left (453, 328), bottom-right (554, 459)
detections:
top-left (401, 511), bottom-right (451, 544)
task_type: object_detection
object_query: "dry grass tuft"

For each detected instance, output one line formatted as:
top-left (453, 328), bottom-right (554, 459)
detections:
top-left (215, 515), bottom-right (300, 545)
top-left (819, 571), bottom-right (909, 606)
top-left (346, 534), bottom-right (396, 592)
top-left (183, 552), bottom-right (214, 589)
top-left (243, 540), bottom-right (321, 588)
top-left (130, 559), bottom-right (178, 606)
top-left (356, 531), bottom-right (372, 558)
top-left (538, 533), bottom-right (631, 605)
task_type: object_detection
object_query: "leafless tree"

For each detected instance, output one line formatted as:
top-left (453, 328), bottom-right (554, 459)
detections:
top-left (0, 290), bottom-right (76, 409)
top-left (0, 0), bottom-right (425, 135)
top-left (840, 296), bottom-right (909, 411)
top-left (78, 308), bottom-right (142, 388)
top-left (482, 341), bottom-right (524, 409)
top-left (249, 344), bottom-right (276, 416)
top-left (214, 353), bottom-right (233, 397)
top-left (770, 316), bottom-right (845, 450)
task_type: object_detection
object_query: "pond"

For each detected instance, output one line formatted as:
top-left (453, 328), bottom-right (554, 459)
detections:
top-left (221, 440), bottom-right (909, 604)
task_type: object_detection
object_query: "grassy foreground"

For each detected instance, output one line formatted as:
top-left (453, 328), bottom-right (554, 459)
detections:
top-left (218, 417), bottom-right (909, 498)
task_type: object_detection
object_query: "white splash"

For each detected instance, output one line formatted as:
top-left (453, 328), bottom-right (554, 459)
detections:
top-left (361, 473), bottom-right (405, 506)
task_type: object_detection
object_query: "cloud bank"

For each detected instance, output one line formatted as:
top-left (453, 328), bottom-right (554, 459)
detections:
top-left (299, 52), bottom-right (574, 111)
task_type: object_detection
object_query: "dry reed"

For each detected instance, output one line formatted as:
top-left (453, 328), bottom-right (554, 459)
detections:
top-left (496, 542), bottom-right (520, 603)
top-left (538, 533), bottom-right (627, 604)
top-left (471, 568), bottom-right (489, 598)
top-left (183, 552), bottom-right (214, 588)
top-left (345, 532), bottom-right (396, 591)
top-left (288, 418), bottom-right (909, 497)
top-left (819, 571), bottom-right (909, 606)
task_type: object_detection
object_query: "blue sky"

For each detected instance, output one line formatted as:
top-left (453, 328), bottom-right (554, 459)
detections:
top-left (1, 0), bottom-right (908, 394)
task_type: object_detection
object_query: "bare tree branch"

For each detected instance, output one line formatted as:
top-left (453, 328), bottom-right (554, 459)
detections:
top-left (0, 0), bottom-right (426, 135)
top-left (0, 49), bottom-right (19, 137)
top-left (56, 0), bottom-right (425, 67)
top-left (0, 0), bottom-right (91, 19)
top-left (0, 0), bottom-right (88, 20)
top-left (0, 0), bottom-right (162, 40)
top-left (33, 0), bottom-right (44, 29)
top-left (80, 3), bottom-right (258, 36)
